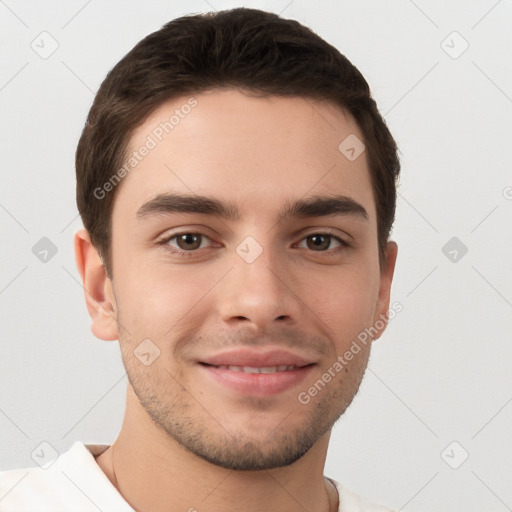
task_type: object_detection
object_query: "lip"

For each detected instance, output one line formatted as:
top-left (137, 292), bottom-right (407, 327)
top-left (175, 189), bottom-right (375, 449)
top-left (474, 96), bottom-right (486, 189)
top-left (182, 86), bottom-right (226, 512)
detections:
top-left (198, 348), bottom-right (316, 397)
top-left (200, 348), bottom-right (314, 368)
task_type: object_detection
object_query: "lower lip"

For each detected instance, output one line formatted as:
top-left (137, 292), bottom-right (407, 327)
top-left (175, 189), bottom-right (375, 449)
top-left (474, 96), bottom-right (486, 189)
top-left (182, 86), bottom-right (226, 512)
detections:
top-left (199, 364), bottom-right (315, 396)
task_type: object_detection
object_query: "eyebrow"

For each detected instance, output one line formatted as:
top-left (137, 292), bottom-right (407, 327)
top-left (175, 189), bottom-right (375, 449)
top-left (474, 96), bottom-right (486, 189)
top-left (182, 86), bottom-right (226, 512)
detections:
top-left (136, 193), bottom-right (368, 221)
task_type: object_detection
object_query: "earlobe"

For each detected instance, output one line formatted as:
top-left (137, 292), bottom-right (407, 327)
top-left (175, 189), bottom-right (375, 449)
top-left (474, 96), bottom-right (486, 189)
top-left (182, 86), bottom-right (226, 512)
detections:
top-left (372, 241), bottom-right (398, 341)
top-left (74, 229), bottom-right (118, 341)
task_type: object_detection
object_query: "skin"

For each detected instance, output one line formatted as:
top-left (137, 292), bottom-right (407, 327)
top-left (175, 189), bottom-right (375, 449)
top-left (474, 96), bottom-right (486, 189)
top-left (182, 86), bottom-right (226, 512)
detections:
top-left (75, 88), bottom-right (397, 512)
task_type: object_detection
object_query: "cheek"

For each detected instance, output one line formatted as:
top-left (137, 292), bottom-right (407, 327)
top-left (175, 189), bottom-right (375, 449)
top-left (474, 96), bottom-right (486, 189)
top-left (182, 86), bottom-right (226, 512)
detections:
top-left (114, 257), bottom-right (216, 341)
top-left (312, 265), bottom-right (380, 348)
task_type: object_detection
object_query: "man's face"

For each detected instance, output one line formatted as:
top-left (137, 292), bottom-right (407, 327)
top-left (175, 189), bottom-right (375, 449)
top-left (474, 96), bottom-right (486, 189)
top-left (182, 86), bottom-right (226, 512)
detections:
top-left (104, 89), bottom-right (395, 470)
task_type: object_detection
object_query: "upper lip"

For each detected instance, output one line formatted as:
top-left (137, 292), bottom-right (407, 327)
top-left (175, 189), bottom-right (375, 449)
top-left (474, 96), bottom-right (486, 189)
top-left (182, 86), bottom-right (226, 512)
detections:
top-left (200, 349), bottom-right (315, 368)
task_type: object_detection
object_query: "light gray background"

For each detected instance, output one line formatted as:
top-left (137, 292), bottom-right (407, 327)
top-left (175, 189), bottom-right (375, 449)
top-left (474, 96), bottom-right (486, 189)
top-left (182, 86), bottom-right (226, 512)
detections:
top-left (1, 1), bottom-right (511, 510)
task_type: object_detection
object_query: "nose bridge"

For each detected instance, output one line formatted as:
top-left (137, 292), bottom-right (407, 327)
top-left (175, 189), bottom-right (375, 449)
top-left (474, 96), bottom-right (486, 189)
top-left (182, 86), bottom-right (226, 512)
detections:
top-left (217, 234), bottom-right (301, 330)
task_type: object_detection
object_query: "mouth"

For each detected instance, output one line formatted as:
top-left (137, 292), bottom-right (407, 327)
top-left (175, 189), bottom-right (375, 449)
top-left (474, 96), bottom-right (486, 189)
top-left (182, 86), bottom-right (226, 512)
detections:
top-left (197, 349), bottom-right (316, 396)
top-left (201, 363), bottom-right (304, 373)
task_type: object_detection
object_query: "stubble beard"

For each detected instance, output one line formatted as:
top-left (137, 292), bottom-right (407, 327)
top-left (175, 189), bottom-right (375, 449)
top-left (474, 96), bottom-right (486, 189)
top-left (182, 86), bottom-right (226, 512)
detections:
top-left (121, 336), bottom-right (369, 471)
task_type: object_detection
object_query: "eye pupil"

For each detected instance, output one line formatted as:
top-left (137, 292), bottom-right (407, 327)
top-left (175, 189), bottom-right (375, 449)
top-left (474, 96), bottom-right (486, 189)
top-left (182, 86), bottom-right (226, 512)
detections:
top-left (178, 233), bottom-right (201, 250)
top-left (308, 234), bottom-right (330, 251)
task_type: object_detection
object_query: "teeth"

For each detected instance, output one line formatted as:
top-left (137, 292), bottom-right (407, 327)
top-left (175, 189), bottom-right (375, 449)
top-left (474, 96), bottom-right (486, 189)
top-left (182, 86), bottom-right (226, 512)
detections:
top-left (243, 366), bottom-right (260, 373)
top-left (256, 367), bottom-right (277, 373)
top-left (216, 365), bottom-right (297, 373)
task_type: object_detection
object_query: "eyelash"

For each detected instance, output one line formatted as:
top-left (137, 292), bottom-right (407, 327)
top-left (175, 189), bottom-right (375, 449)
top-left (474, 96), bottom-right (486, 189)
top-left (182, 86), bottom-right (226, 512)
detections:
top-left (156, 230), bottom-right (351, 257)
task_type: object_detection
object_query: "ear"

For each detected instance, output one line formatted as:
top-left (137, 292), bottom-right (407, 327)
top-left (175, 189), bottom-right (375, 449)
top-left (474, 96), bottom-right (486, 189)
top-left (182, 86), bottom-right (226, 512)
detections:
top-left (372, 241), bottom-right (398, 341)
top-left (74, 229), bottom-right (118, 341)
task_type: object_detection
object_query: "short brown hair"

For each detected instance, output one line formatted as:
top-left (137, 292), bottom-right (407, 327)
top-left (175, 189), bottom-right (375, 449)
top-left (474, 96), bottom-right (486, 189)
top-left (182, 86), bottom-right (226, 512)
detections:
top-left (76, 7), bottom-right (400, 277)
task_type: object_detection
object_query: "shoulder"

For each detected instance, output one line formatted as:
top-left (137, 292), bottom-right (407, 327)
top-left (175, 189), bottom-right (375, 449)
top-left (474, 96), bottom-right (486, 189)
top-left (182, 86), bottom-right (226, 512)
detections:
top-left (329, 478), bottom-right (395, 512)
top-left (0, 442), bottom-right (131, 512)
top-left (0, 461), bottom-right (69, 511)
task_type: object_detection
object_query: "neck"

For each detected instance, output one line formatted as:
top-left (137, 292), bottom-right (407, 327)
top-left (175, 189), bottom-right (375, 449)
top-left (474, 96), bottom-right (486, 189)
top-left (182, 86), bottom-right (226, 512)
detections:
top-left (98, 387), bottom-right (338, 512)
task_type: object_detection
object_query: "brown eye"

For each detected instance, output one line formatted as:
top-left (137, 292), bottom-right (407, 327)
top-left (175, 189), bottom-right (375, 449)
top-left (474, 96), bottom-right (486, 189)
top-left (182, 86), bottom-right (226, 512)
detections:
top-left (302, 234), bottom-right (345, 252)
top-left (161, 232), bottom-right (213, 254)
top-left (175, 233), bottom-right (203, 251)
top-left (306, 234), bottom-right (331, 251)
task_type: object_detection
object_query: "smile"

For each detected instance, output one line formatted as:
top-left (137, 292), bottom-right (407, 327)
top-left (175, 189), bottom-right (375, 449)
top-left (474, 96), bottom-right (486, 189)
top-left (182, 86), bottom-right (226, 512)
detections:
top-left (211, 364), bottom-right (299, 373)
top-left (199, 361), bottom-right (315, 396)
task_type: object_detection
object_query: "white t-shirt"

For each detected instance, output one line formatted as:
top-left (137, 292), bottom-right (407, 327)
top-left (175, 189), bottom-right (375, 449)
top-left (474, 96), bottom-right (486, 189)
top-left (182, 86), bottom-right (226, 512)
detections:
top-left (0, 442), bottom-right (394, 511)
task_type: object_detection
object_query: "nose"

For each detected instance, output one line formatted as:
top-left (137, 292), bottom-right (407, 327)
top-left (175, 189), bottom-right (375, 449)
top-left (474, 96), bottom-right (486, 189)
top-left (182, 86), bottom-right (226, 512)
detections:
top-left (216, 242), bottom-right (303, 332)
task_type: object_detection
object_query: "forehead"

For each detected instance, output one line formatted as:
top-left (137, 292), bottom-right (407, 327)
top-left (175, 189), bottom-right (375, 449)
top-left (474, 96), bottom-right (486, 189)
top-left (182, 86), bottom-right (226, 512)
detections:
top-left (113, 88), bottom-right (375, 222)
